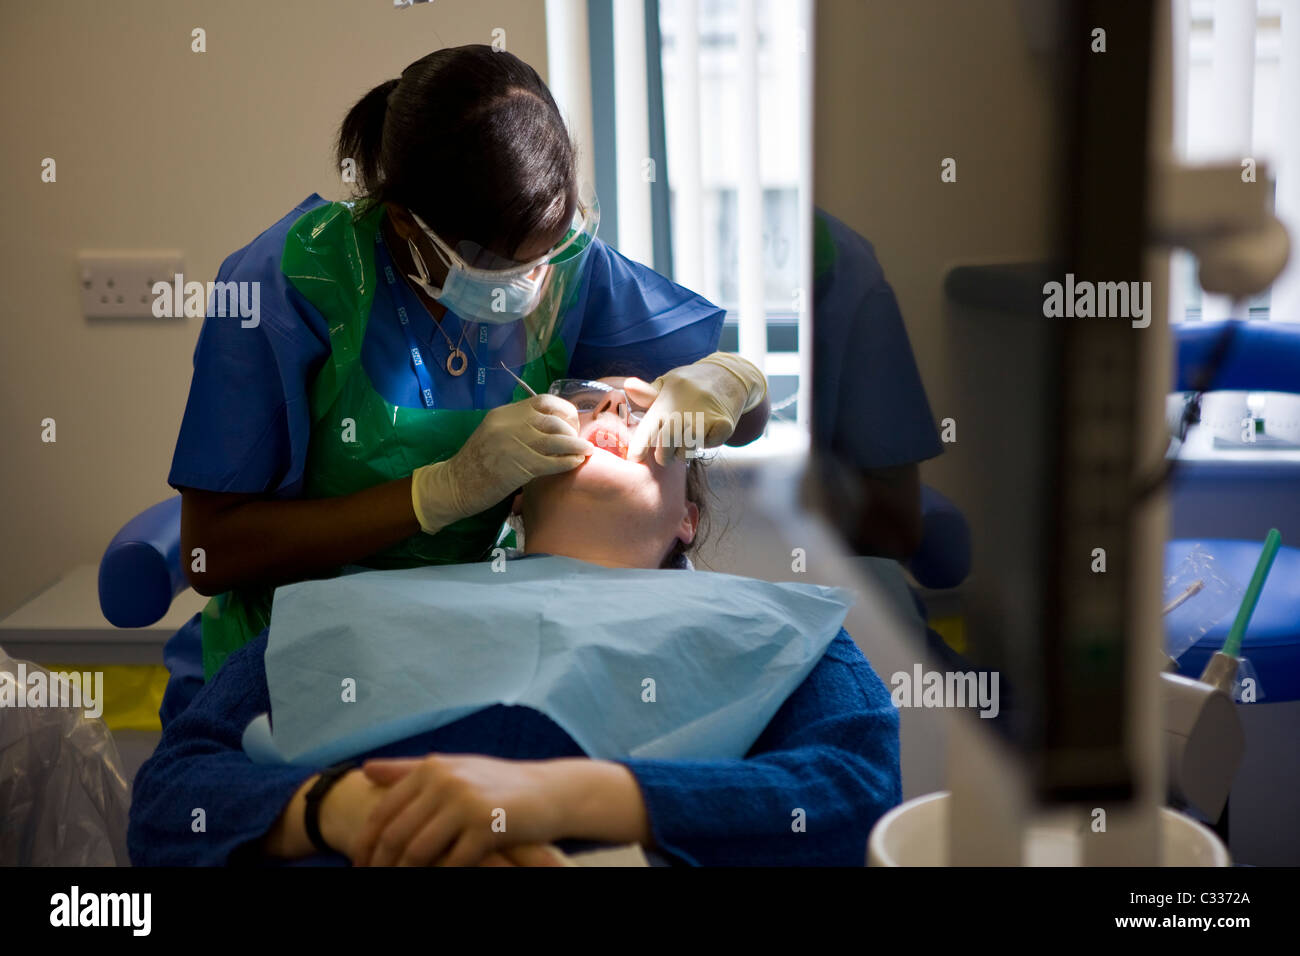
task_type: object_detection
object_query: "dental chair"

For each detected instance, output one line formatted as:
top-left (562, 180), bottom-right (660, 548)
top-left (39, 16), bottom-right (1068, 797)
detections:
top-left (1169, 319), bottom-right (1300, 692)
top-left (98, 496), bottom-right (189, 630)
top-left (1166, 318), bottom-right (1300, 866)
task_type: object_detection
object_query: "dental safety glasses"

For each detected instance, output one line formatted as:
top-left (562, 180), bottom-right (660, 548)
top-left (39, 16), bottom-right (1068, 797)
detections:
top-left (549, 378), bottom-right (705, 464)
top-left (547, 379), bottom-right (646, 426)
top-left (549, 378), bottom-right (644, 461)
top-left (409, 189), bottom-right (600, 279)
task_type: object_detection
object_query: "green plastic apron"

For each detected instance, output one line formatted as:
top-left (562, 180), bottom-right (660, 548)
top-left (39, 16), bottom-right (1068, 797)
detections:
top-left (200, 201), bottom-right (572, 680)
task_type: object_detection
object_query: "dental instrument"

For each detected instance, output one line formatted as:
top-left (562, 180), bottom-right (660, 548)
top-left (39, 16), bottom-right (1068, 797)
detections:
top-left (1162, 580), bottom-right (1204, 616)
top-left (500, 361), bottom-right (538, 397)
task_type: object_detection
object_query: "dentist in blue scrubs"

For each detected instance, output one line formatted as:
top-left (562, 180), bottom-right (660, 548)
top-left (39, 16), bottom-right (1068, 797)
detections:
top-left (810, 209), bottom-right (943, 561)
top-left (161, 45), bottom-right (770, 722)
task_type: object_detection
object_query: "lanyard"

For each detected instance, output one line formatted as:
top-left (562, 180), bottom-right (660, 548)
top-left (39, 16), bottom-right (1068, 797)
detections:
top-left (378, 237), bottom-right (438, 409)
top-left (475, 325), bottom-right (488, 409)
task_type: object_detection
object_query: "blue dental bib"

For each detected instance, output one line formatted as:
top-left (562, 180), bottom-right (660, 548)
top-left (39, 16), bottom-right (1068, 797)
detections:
top-left (242, 555), bottom-right (852, 766)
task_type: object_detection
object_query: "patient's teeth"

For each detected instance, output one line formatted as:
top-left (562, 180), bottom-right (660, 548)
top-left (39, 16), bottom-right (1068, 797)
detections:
top-left (592, 428), bottom-right (628, 458)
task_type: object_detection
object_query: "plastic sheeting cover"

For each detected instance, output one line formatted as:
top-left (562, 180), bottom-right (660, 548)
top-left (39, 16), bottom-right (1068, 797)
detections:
top-left (0, 648), bottom-right (129, 865)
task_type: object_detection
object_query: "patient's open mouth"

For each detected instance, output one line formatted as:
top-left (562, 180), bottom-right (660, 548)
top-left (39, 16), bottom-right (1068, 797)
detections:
top-left (590, 426), bottom-right (628, 459)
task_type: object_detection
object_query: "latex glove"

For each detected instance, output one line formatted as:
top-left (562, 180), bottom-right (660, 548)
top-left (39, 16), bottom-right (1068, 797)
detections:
top-left (625, 352), bottom-right (768, 465)
top-left (411, 394), bottom-right (593, 535)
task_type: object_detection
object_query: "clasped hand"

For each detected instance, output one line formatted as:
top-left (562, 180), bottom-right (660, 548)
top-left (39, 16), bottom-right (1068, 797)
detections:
top-left (323, 754), bottom-right (570, 867)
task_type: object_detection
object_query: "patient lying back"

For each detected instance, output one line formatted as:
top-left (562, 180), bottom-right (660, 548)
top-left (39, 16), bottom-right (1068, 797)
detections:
top-left (128, 379), bottom-right (902, 866)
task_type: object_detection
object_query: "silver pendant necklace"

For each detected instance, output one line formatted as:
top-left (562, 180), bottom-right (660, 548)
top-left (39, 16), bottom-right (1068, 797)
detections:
top-left (431, 318), bottom-right (470, 376)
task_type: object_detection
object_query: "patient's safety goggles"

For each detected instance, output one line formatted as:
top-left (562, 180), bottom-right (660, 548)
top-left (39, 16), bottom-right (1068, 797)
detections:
top-left (548, 378), bottom-right (698, 465)
top-left (547, 379), bottom-right (646, 426)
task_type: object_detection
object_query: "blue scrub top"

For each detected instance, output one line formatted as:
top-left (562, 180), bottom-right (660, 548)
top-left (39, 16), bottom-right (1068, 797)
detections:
top-left (168, 194), bottom-right (726, 497)
top-left (812, 209), bottom-right (943, 471)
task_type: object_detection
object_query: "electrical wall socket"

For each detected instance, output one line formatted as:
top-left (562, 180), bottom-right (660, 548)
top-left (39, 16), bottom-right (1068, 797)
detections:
top-left (77, 251), bottom-right (185, 319)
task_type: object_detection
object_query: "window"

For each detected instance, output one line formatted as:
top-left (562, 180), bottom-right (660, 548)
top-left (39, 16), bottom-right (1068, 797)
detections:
top-left (545, 0), bottom-right (813, 431)
top-left (657, 0), bottom-right (812, 425)
top-left (1171, 0), bottom-right (1300, 458)
top-left (1174, 0), bottom-right (1299, 325)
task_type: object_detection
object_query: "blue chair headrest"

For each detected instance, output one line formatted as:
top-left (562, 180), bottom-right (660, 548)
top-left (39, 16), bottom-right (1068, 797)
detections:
top-left (908, 485), bottom-right (972, 590)
top-left (1174, 320), bottom-right (1300, 395)
top-left (98, 497), bottom-right (187, 628)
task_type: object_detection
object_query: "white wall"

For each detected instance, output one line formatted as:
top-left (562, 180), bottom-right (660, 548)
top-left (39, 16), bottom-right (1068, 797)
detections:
top-left (0, 0), bottom-right (550, 615)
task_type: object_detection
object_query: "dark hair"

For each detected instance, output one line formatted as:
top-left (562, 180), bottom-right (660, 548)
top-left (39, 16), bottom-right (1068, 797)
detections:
top-left (660, 457), bottom-right (711, 569)
top-left (337, 46), bottom-right (577, 259)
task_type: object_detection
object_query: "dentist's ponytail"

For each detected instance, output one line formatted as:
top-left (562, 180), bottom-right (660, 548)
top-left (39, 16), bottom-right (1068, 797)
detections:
top-left (337, 77), bottom-right (399, 196)
top-left (335, 45), bottom-right (576, 260)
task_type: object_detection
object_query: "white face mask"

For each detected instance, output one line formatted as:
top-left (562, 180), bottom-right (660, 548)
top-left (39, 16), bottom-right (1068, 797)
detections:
top-left (405, 213), bottom-right (548, 324)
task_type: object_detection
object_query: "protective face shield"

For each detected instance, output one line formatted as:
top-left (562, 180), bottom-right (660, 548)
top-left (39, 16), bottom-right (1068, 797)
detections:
top-left (404, 190), bottom-right (600, 365)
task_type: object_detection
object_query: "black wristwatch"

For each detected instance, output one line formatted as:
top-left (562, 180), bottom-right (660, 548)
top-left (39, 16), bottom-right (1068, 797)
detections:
top-left (303, 761), bottom-right (360, 855)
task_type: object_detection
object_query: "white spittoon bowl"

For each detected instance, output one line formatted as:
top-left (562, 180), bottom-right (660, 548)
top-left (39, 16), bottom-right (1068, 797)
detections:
top-left (867, 791), bottom-right (1229, 867)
